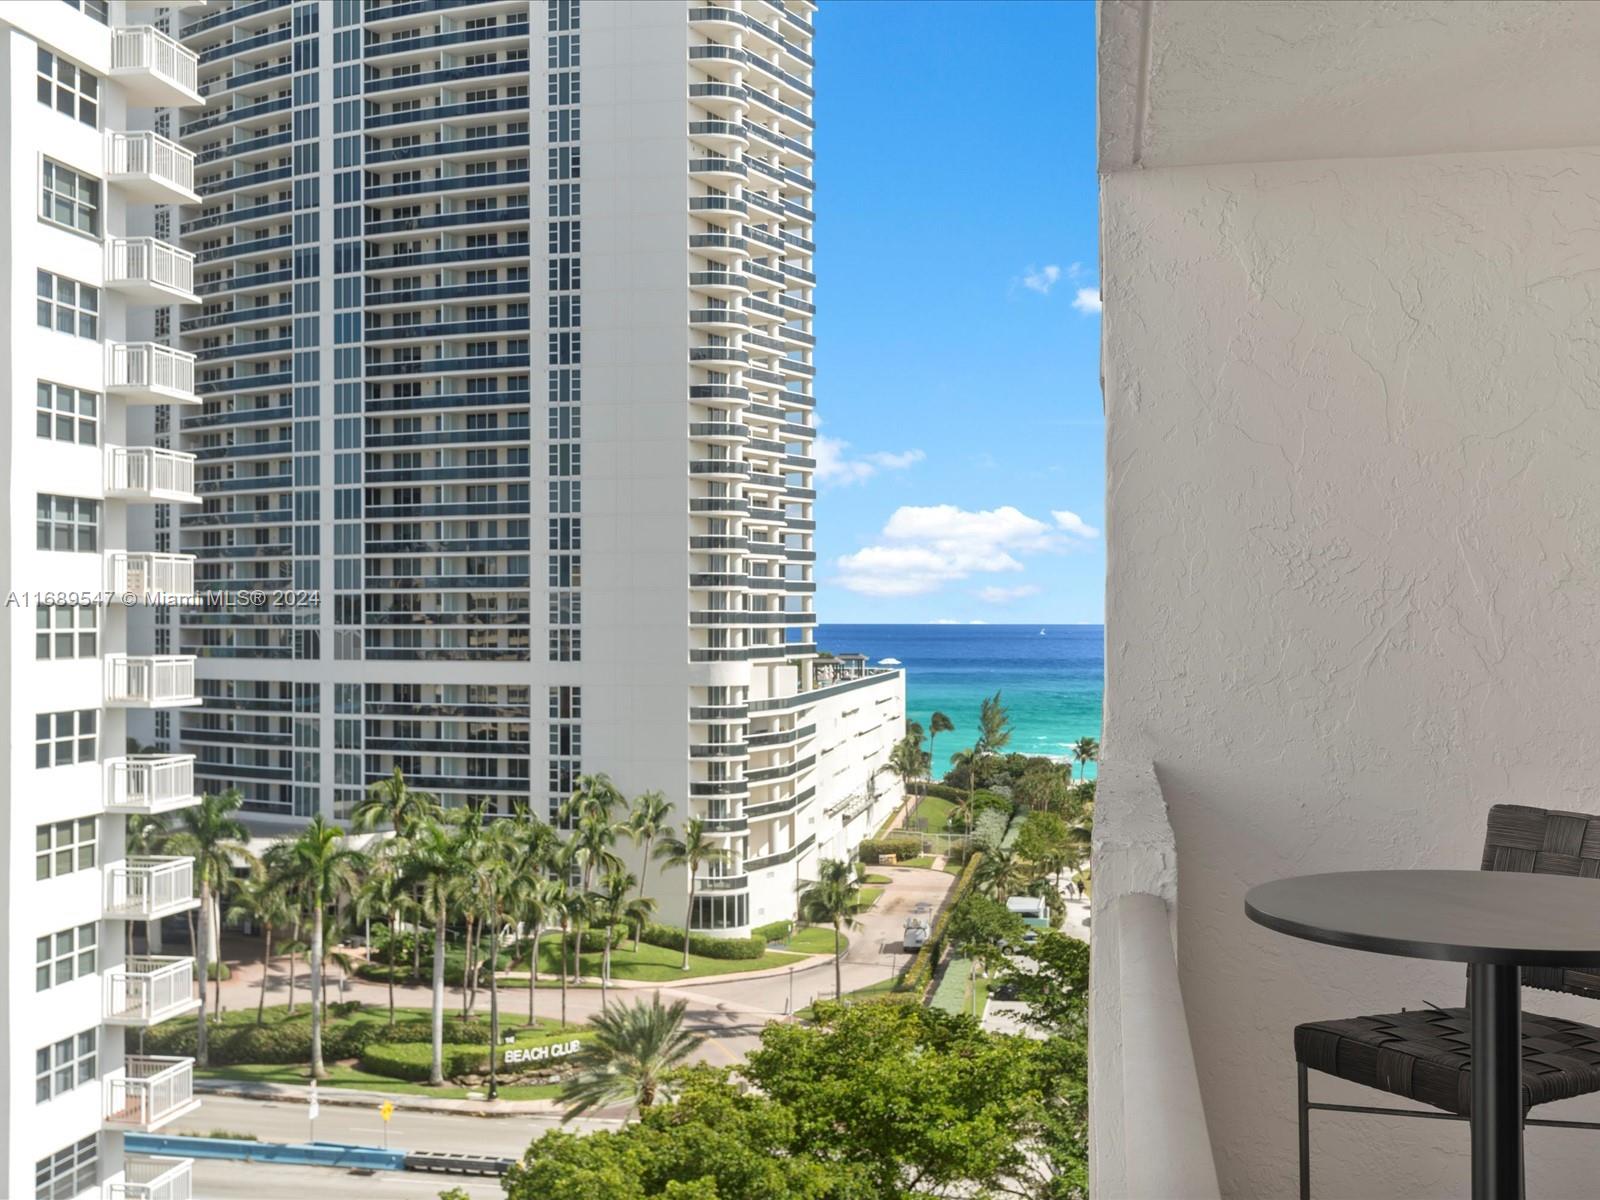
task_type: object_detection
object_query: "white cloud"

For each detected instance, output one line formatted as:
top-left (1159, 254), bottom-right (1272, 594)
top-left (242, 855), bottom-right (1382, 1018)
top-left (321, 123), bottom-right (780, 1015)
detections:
top-left (1071, 287), bottom-right (1103, 315)
top-left (835, 503), bottom-right (1087, 598)
top-left (933, 618), bottom-right (962, 625)
top-left (977, 584), bottom-right (1042, 604)
top-left (1052, 510), bottom-right (1100, 539)
top-left (1021, 264), bottom-right (1063, 295)
top-left (815, 436), bottom-right (925, 487)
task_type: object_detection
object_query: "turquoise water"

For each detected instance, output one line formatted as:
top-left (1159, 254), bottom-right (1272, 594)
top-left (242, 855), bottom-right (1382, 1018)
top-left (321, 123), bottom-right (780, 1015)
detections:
top-left (815, 624), bottom-right (1104, 776)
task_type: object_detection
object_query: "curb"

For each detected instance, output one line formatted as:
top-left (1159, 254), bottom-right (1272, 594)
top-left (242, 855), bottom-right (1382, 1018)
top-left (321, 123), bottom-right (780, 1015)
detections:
top-left (193, 1078), bottom-right (572, 1119)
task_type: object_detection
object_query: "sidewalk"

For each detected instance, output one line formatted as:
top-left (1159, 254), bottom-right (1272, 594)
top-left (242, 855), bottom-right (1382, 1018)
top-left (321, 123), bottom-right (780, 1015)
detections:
top-left (194, 1077), bottom-right (603, 1120)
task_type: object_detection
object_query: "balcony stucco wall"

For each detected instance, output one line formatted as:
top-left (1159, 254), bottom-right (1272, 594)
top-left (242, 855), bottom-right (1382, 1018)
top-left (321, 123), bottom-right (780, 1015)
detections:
top-left (1102, 146), bottom-right (1600, 1197)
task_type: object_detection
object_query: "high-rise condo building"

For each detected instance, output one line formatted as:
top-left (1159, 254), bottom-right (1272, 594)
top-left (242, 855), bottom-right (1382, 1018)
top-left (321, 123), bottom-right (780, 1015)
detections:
top-left (151, 0), bottom-right (906, 937)
top-left (0, 2), bottom-right (207, 1198)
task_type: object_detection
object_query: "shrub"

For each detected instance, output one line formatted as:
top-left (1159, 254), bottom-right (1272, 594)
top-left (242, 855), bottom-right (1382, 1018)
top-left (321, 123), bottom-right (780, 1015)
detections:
top-left (143, 1011), bottom-right (496, 1066)
top-left (637, 923), bottom-right (765, 961)
top-left (752, 920), bottom-right (793, 944)
top-left (903, 850), bottom-right (984, 999)
top-left (922, 782), bottom-right (966, 803)
top-left (360, 1041), bottom-right (484, 1083)
top-left (856, 837), bottom-right (921, 865)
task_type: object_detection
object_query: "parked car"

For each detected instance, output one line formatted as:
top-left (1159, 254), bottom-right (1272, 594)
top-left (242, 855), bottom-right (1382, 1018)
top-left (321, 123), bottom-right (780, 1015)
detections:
top-left (903, 916), bottom-right (931, 950)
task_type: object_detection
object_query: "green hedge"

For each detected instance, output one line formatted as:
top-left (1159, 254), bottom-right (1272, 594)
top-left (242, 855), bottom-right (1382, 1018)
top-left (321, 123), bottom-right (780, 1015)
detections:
top-left (856, 837), bottom-right (922, 865)
top-left (903, 850), bottom-right (984, 999)
top-left (637, 923), bottom-right (765, 960)
top-left (359, 1041), bottom-right (486, 1082)
top-left (922, 783), bottom-right (967, 803)
top-left (751, 920), bottom-right (793, 944)
top-left (143, 1013), bottom-right (495, 1067)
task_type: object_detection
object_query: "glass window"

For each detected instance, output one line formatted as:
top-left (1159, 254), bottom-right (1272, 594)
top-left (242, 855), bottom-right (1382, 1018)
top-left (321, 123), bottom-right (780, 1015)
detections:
top-left (35, 709), bottom-right (97, 768)
top-left (35, 272), bottom-right (98, 339)
top-left (36, 383), bottom-right (97, 445)
top-left (35, 923), bottom-right (95, 991)
top-left (40, 160), bottom-right (99, 235)
top-left (36, 605), bottom-right (96, 659)
top-left (35, 50), bottom-right (98, 127)
top-left (35, 1029), bottom-right (96, 1102)
top-left (35, 819), bottom-right (96, 880)
top-left (36, 495), bottom-right (99, 552)
top-left (34, 1135), bottom-right (96, 1199)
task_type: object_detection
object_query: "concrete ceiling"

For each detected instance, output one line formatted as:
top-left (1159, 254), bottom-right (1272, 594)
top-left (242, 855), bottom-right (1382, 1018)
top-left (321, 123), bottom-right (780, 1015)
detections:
top-left (1100, 0), bottom-right (1600, 171)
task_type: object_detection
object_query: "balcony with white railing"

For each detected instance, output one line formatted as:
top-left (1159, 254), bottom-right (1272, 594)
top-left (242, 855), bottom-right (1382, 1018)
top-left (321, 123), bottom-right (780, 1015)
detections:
top-left (106, 655), bottom-right (199, 707)
top-left (105, 445), bottom-right (198, 504)
top-left (106, 240), bottom-right (199, 306)
top-left (105, 856), bottom-right (199, 921)
top-left (105, 956), bottom-right (200, 1026)
top-left (111, 26), bottom-right (202, 107)
top-left (105, 1156), bottom-right (194, 1200)
top-left (106, 342), bottom-right (200, 405)
top-left (106, 131), bottom-right (199, 205)
top-left (107, 551), bottom-right (196, 601)
top-left (104, 1057), bottom-right (200, 1132)
top-left (105, 754), bottom-right (197, 814)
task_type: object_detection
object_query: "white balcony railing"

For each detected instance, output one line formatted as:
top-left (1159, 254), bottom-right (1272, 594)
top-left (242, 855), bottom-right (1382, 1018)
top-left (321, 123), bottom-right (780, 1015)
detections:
top-left (105, 957), bottom-right (200, 1026)
top-left (106, 655), bottom-right (198, 707)
top-left (106, 1156), bottom-right (194, 1200)
top-left (106, 343), bottom-right (200, 405)
top-left (111, 27), bottom-right (202, 107)
top-left (106, 131), bottom-right (198, 204)
top-left (104, 1057), bottom-right (199, 1132)
top-left (106, 239), bottom-right (198, 304)
top-left (1090, 756), bottom-right (1220, 1200)
top-left (105, 754), bottom-right (197, 814)
top-left (105, 445), bottom-right (198, 503)
top-left (107, 551), bottom-right (196, 601)
top-left (105, 857), bottom-right (198, 921)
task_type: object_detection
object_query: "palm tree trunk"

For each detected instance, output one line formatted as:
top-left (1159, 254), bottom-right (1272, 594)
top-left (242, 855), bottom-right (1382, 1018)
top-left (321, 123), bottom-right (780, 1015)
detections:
top-left (211, 895), bottom-right (223, 1018)
top-left (834, 919), bottom-right (843, 1000)
top-left (601, 928), bottom-right (611, 1010)
top-left (635, 845), bottom-right (652, 951)
top-left (487, 902), bottom-right (501, 1100)
top-left (430, 903), bottom-right (446, 1086)
top-left (256, 924), bottom-right (271, 1026)
top-left (287, 939), bottom-right (297, 1015)
top-left (387, 913), bottom-right (398, 1027)
top-left (527, 927), bottom-right (540, 1025)
top-left (412, 918), bottom-right (421, 982)
top-left (681, 881), bottom-right (694, 970)
top-left (196, 880), bottom-right (211, 1066)
top-left (559, 922), bottom-right (569, 1029)
top-left (461, 914), bottom-right (474, 1018)
top-left (309, 901), bottom-right (327, 1079)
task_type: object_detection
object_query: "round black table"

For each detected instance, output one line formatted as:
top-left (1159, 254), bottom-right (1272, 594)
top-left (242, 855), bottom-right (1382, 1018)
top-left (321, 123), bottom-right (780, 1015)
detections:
top-left (1246, 869), bottom-right (1600, 1200)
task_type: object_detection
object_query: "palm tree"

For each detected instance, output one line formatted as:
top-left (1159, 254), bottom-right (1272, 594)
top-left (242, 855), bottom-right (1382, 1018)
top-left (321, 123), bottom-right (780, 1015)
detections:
top-left (1071, 736), bottom-right (1100, 783)
top-left (226, 874), bottom-right (292, 1027)
top-left (977, 691), bottom-right (1012, 764)
top-left (163, 788), bottom-right (255, 1066)
top-left (352, 767), bottom-right (442, 837)
top-left (975, 845), bottom-right (1034, 903)
top-left (553, 878), bottom-right (590, 1030)
top-left (888, 736), bottom-right (926, 813)
top-left (797, 858), bottom-right (867, 1000)
top-left (950, 747), bottom-right (980, 841)
top-left (275, 817), bottom-right (366, 1079)
top-left (402, 817), bottom-right (463, 1085)
top-left (626, 790), bottom-right (673, 940)
top-left (514, 874), bottom-right (563, 1025)
top-left (352, 845), bottom-right (407, 1027)
top-left (558, 995), bottom-right (705, 1121)
top-left (463, 819), bottom-right (516, 1099)
top-left (928, 711), bottom-right (954, 785)
top-left (591, 870), bottom-right (653, 1007)
top-left (654, 818), bottom-right (730, 969)
top-left (565, 813), bottom-right (623, 984)
top-left (561, 772), bottom-right (626, 829)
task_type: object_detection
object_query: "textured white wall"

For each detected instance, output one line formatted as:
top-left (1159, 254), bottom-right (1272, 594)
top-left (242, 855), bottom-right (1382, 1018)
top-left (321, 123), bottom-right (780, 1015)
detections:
top-left (1103, 147), bottom-right (1600, 1197)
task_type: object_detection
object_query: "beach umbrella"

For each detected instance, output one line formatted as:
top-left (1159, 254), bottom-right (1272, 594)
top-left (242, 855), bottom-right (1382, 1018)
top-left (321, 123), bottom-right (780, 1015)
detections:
top-left (878, 657), bottom-right (902, 666)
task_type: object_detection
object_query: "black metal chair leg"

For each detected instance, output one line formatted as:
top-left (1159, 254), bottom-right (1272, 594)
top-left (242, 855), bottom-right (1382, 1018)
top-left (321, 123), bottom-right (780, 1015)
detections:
top-left (1299, 1062), bottom-right (1311, 1200)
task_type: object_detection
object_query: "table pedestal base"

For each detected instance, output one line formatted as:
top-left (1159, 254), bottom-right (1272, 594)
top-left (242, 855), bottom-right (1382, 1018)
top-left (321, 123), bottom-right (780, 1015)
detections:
top-left (1470, 963), bottom-right (1523, 1200)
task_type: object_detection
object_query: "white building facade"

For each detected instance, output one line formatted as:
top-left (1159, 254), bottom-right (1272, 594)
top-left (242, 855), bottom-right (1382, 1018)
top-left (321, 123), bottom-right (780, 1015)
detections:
top-left (155, 0), bottom-right (902, 936)
top-left (0, 1), bottom-right (205, 1197)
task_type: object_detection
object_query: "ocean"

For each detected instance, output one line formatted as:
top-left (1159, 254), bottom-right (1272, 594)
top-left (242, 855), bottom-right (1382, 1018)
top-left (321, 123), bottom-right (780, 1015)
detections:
top-left (814, 624), bottom-right (1105, 775)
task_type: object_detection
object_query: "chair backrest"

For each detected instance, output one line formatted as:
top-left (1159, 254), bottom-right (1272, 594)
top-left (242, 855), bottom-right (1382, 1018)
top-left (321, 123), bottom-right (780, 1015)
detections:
top-left (1481, 803), bottom-right (1600, 1000)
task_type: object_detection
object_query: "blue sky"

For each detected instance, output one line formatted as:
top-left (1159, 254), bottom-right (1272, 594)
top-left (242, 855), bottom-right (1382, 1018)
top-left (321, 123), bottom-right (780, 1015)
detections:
top-left (810, 0), bottom-right (1102, 626)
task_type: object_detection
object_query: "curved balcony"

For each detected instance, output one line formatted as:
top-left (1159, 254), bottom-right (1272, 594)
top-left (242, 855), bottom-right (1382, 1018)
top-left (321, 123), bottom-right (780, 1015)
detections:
top-left (107, 343), bottom-right (200, 406)
top-left (105, 754), bottom-right (198, 815)
top-left (688, 419), bottom-right (751, 441)
top-left (690, 459), bottom-right (751, 480)
top-left (689, 156), bottom-right (749, 184)
top-left (689, 270), bottom-right (751, 297)
top-left (106, 655), bottom-right (200, 708)
top-left (104, 857), bottom-right (199, 922)
top-left (690, 307), bottom-right (750, 331)
top-left (689, 119), bottom-right (750, 151)
top-left (104, 1057), bottom-right (200, 1133)
top-left (106, 239), bottom-right (198, 305)
top-left (105, 957), bottom-right (200, 1027)
top-left (106, 446), bottom-right (199, 504)
top-left (107, 132), bottom-right (199, 205)
top-left (689, 194), bottom-right (747, 224)
top-left (689, 81), bottom-right (749, 116)
top-left (112, 27), bottom-right (203, 107)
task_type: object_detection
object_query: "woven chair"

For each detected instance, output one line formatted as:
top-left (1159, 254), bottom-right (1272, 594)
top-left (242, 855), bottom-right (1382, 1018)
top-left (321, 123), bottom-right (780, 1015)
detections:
top-left (1294, 804), bottom-right (1600, 1199)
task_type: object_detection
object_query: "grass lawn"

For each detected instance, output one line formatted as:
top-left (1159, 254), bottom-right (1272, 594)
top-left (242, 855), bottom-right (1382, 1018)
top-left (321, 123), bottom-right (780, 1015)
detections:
top-left (194, 1062), bottom-right (562, 1101)
top-left (899, 854), bottom-right (936, 869)
top-left (863, 873), bottom-right (892, 885)
top-left (942, 857), bottom-right (966, 875)
top-left (858, 886), bottom-right (884, 909)
top-left (502, 937), bottom-right (805, 984)
top-left (908, 794), bottom-right (957, 832)
top-left (775, 925), bottom-right (848, 955)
